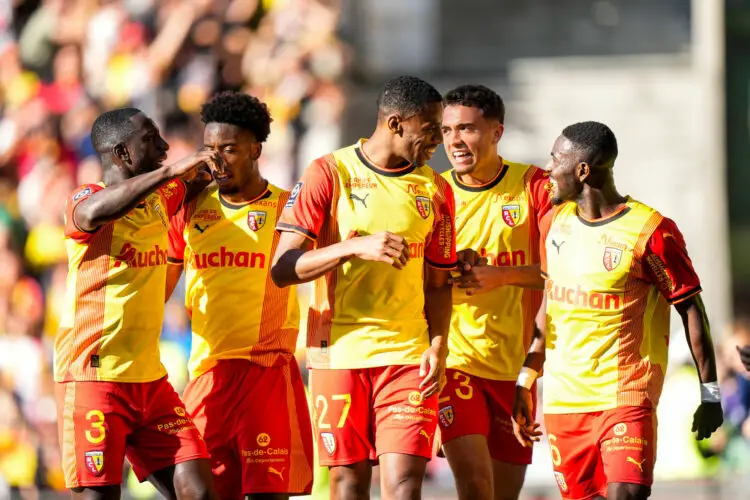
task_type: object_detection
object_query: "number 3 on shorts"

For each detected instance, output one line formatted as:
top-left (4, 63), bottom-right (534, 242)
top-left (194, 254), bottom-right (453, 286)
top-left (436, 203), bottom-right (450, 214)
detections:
top-left (548, 433), bottom-right (562, 467)
top-left (454, 372), bottom-right (473, 400)
top-left (85, 409), bottom-right (106, 444)
top-left (315, 394), bottom-right (351, 429)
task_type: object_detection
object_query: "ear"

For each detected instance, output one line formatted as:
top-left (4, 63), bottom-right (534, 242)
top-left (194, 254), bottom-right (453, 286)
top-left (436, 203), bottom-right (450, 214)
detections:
top-left (387, 114), bottom-right (403, 136)
top-left (112, 143), bottom-right (130, 165)
top-left (251, 142), bottom-right (262, 161)
top-left (493, 123), bottom-right (505, 145)
top-left (576, 161), bottom-right (591, 182)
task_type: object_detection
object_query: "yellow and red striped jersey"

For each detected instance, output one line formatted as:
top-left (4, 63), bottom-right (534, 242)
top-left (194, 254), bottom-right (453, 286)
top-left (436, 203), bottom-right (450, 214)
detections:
top-left (541, 198), bottom-right (702, 414)
top-left (55, 180), bottom-right (186, 382)
top-left (168, 183), bottom-right (299, 379)
top-left (276, 140), bottom-right (457, 369)
top-left (444, 160), bottom-right (551, 380)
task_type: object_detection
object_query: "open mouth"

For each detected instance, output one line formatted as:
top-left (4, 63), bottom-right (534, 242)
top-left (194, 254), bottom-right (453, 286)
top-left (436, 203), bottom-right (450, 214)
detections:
top-left (451, 150), bottom-right (473, 165)
top-left (213, 172), bottom-right (233, 183)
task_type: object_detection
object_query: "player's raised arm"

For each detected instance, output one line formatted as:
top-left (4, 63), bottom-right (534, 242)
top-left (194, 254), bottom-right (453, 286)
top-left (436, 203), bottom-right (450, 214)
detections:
top-left (644, 217), bottom-right (723, 439)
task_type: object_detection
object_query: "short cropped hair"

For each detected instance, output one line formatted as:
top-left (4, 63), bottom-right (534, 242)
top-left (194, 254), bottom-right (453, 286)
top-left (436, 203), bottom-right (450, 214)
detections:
top-left (562, 121), bottom-right (618, 168)
top-left (376, 75), bottom-right (442, 117)
top-left (91, 108), bottom-right (142, 153)
top-left (200, 91), bottom-right (272, 142)
top-left (444, 84), bottom-right (505, 124)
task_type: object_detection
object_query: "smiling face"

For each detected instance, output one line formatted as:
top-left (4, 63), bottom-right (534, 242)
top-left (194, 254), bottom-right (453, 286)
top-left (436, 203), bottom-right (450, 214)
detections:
top-left (203, 122), bottom-right (260, 194)
top-left (546, 135), bottom-right (589, 205)
top-left (391, 102), bottom-right (443, 166)
top-left (441, 104), bottom-right (503, 175)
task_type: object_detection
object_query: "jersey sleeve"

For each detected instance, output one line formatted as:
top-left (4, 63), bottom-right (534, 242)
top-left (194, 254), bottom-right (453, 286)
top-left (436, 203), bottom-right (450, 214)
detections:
top-left (538, 209), bottom-right (554, 278)
top-left (276, 157), bottom-right (334, 240)
top-left (158, 179), bottom-right (187, 218)
top-left (64, 184), bottom-right (105, 243)
top-left (527, 166), bottom-right (553, 228)
top-left (425, 177), bottom-right (457, 269)
top-left (643, 217), bottom-right (702, 304)
top-left (167, 199), bottom-right (194, 264)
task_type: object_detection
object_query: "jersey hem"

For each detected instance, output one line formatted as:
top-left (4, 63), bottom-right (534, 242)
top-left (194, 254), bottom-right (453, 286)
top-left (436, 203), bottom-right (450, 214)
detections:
top-left (668, 286), bottom-right (702, 305)
top-left (445, 367), bottom-right (525, 382)
top-left (543, 402), bottom-right (649, 414)
top-left (53, 373), bottom-right (168, 384)
top-left (276, 222), bottom-right (317, 240)
top-left (308, 359), bottom-right (422, 370)
top-left (425, 258), bottom-right (458, 270)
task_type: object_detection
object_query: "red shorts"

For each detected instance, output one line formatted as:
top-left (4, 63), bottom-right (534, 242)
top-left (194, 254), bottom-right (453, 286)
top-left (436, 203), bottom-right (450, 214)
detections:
top-left (55, 377), bottom-right (209, 489)
top-left (544, 406), bottom-right (656, 500)
top-left (310, 365), bottom-right (438, 466)
top-left (183, 358), bottom-right (314, 497)
top-left (437, 370), bottom-right (535, 465)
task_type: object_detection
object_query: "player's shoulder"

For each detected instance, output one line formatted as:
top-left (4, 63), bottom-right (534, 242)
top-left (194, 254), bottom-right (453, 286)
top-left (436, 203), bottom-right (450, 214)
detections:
top-left (70, 182), bottom-right (104, 202)
top-left (441, 168), bottom-right (456, 185)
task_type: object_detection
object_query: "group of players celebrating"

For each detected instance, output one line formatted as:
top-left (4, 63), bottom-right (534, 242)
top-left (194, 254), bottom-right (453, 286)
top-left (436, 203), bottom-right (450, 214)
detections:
top-left (56, 75), bottom-right (725, 500)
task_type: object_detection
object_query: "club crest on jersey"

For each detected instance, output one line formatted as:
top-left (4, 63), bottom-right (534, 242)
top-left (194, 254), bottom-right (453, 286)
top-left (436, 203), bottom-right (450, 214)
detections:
top-left (415, 196), bottom-right (431, 219)
top-left (321, 432), bottom-right (336, 456)
top-left (603, 246), bottom-right (623, 271)
top-left (438, 406), bottom-right (454, 427)
top-left (85, 451), bottom-right (104, 476)
top-left (502, 203), bottom-right (521, 227)
top-left (247, 211), bottom-right (267, 231)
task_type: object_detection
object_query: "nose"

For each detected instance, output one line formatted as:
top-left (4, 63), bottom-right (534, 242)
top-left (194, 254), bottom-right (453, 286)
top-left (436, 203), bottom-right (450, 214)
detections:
top-left (158, 136), bottom-right (169, 152)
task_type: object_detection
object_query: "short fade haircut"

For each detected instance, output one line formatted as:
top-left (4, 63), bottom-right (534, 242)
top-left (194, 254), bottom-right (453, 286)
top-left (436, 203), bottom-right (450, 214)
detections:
top-left (91, 108), bottom-right (142, 154)
top-left (444, 84), bottom-right (505, 124)
top-left (562, 121), bottom-right (618, 168)
top-left (376, 76), bottom-right (442, 117)
top-left (201, 91), bottom-right (272, 142)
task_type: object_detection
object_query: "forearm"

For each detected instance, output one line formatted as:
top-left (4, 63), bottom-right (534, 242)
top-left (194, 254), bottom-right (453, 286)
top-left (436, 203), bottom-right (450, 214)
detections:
top-left (521, 298), bottom-right (547, 372)
top-left (679, 295), bottom-right (718, 383)
top-left (498, 265), bottom-right (545, 290)
top-left (424, 279), bottom-right (452, 347)
top-left (77, 168), bottom-right (175, 230)
top-left (165, 262), bottom-right (184, 301)
top-left (272, 240), bottom-right (354, 287)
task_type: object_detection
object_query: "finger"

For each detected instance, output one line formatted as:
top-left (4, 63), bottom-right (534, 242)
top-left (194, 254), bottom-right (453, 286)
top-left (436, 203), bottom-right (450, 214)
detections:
top-left (465, 250), bottom-right (476, 267)
top-left (457, 280), bottom-right (480, 289)
top-left (420, 382), bottom-right (439, 400)
top-left (419, 352), bottom-right (430, 378)
top-left (419, 363), bottom-right (438, 389)
top-left (477, 257), bottom-right (489, 266)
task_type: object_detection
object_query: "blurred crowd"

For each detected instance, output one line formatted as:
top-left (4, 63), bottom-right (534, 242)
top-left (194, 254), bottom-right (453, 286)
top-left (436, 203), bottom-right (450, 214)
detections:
top-left (0, 0), bottom-right (348, 496)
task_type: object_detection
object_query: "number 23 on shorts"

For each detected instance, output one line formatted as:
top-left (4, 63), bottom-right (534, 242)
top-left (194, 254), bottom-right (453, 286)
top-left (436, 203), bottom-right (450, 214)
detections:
top-left (315, 394), bottom-right (352, 429)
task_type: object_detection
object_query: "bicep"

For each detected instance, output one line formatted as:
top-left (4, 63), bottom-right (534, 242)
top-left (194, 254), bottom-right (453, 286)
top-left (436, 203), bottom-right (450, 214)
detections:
top-left (273, 231), bottom-right (314, 266)
top-left (425, 266), bottom-right (451, 289)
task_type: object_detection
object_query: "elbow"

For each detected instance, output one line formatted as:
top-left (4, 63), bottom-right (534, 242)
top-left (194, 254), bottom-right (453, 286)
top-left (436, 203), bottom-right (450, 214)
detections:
top-left (73, 204), bottom-right (98, 232)
top-left (270, 263), bottom-right (288, 288)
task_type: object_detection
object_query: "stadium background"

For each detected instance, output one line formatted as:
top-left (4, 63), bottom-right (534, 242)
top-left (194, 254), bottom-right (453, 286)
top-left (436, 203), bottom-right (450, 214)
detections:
top-left (0, 0), bottom-right (748, 498)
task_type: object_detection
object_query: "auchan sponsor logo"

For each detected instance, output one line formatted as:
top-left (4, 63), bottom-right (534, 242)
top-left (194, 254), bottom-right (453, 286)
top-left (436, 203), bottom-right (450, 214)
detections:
top-left (192, 246), bottom-right (266, 269)
top-left (546, 280), bottom-right (622, 310)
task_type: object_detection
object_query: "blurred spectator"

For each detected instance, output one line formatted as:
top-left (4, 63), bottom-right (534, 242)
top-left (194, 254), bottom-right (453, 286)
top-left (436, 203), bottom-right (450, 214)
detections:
top-left (0, 0), bottom-right (349, 495)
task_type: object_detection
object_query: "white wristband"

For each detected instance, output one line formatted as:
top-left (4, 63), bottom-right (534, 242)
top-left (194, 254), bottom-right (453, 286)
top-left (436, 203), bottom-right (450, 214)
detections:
top-left (516, 367), bottom-right (539, 390)
top-left (700, 381), bottom-right (721, 403)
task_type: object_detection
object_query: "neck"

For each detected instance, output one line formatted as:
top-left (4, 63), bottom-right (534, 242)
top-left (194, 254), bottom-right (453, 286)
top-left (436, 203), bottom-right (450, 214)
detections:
top-left (220, 170), bottom-right (268, 204)
top-left (361, 128), bottom-right (409, 170)
top-left (102, 163), bottom-right (131, 185)
top-left (457, 154), bottom-right (502, 185)
top-left (576, 178), bottom-right (627, 220)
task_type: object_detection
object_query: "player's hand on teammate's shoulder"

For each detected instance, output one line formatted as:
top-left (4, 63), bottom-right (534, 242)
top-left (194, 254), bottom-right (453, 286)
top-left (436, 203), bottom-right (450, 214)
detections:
top-left (692, 401), bottom-right (723, 440)
top-left (511, 385), bottom-right (542, 448)
top-left (345, 231), bottom-right (410, 269)
top-left (419, 339), bottom-right (448, 399)
top-left (166, 149), bottom-right (221, 181)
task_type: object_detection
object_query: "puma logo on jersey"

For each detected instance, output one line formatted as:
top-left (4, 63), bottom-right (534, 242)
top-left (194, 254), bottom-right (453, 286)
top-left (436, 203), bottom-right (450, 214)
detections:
top-left (194, 224), bottom-right (209, 234)
top-left (626, 457), bottom-right (646, 472)
top-left (268, 466), bottom-right (285, 481)
top-left (350, 193), bottom-right (369, 208)
top-left (551, 239), bottom-right (565, 254)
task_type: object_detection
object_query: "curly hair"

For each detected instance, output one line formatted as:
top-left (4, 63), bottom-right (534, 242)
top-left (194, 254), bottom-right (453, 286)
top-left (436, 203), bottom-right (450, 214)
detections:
top-left (444, 84), bottom-right (505, 124)
top-left (376, 75), bottom-right (442, 117)
top-left (562, 121), bottom-right (618, 168)
top-left (200, 91), bottom-right (272, 142)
